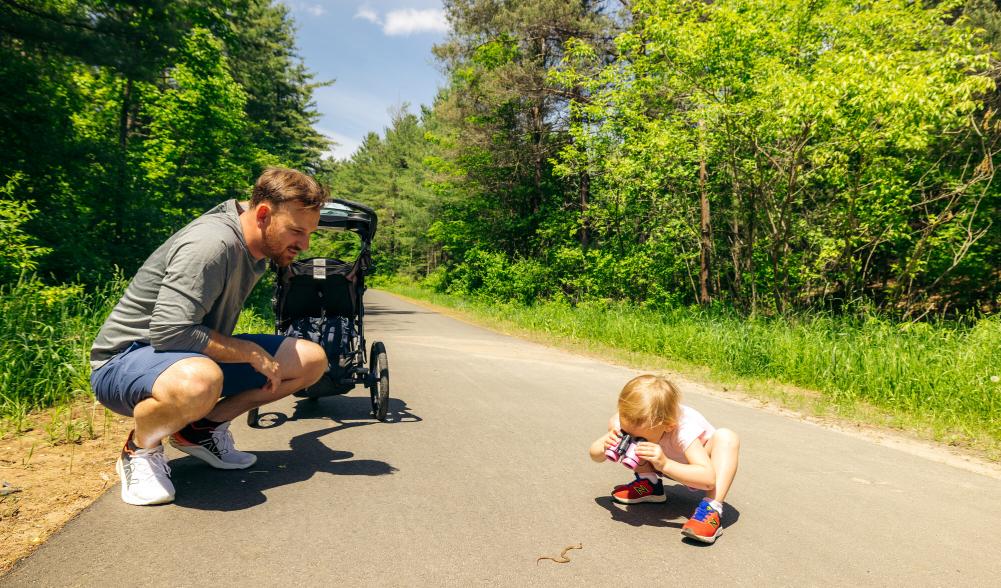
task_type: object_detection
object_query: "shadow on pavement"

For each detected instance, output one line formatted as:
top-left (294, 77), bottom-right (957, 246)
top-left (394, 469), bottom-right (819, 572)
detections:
top-left (364, 303), bottom-right (430, 316)
top-left (252, 395), bottom-right (422, 429)
top-left (171, 421), bottom-right (398, 512)
top-left (594, 485), bottom-right (741, 538)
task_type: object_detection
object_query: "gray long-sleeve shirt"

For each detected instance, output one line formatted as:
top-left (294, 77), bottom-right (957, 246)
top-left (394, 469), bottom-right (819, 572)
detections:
top-left (90, 200), bottom-right (268, 370)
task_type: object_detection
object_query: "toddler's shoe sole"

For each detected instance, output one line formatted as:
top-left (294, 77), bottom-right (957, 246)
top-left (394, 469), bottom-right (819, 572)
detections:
top-left (611, 493), bottom-right (667, 504)
top-left (681, 526), bottom-right (723, 544)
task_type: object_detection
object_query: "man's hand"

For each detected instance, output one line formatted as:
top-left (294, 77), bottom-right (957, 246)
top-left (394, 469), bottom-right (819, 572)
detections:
top-left (634, 441), bottom-right (667, 471)
top-left (203, 331), bottom-right (282, 394)
top-left (251, 350), bottom-right (282, 395)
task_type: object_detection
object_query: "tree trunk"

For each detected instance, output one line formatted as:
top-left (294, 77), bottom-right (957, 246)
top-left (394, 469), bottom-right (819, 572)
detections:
top-left (579, 171), bottom-right (591, 247)
top-left (115, 76), bottom-right (133, 247)
top-left (699, 154), bottom-right (712, 305)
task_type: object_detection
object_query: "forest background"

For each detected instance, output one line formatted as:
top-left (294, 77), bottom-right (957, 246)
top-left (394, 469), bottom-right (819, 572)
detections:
top-left (1, 0), bottom-right (1000, 455)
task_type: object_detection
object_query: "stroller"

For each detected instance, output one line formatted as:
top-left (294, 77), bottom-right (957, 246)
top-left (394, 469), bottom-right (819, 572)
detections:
top-left (246, 199), bottom-right (390, 427)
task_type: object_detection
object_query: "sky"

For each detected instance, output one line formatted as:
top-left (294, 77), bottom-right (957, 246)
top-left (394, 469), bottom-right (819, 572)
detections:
top-left (282, 1), bottom-right (450, 161)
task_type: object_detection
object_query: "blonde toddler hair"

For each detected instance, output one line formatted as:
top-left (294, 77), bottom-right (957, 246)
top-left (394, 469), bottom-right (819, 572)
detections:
top-left (617, 374), bottom-right (682, 430)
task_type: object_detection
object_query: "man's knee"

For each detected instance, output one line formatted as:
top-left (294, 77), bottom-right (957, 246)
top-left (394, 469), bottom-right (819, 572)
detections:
top-left (296, 340), bottom-right (327, 385)
top-left (155, 357), bottom-right (223, 419)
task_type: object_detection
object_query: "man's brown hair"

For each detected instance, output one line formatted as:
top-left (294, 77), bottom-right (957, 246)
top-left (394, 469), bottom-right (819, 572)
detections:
top-left (251, 167), bottom-right (328, 210)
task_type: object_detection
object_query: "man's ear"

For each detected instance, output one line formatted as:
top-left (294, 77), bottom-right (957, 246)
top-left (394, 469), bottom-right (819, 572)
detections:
top-left (255, 204), bottom-right (272, 226)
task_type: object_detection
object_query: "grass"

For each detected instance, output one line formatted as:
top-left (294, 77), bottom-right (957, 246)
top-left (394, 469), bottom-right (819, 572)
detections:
top-left (0, 274), bottom-right (125, 438)
top-left (0, 276), bottom-right (114, 423)
top-left (378, 278), bottom-right (1001, 459)
top-left (0, 271), bottom-right (274, 442)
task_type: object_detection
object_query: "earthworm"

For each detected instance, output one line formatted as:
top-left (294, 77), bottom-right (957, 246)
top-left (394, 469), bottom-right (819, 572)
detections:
top-left (536, 542), bottom-right (583, 565)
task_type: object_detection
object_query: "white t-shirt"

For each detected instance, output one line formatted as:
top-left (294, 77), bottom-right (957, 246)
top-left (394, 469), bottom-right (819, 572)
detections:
top-left (616, 404), bottom-right (715, 464)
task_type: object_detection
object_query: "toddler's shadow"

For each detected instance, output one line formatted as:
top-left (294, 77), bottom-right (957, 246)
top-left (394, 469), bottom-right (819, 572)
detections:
top-left (594, 485), bottom-right (741, 541)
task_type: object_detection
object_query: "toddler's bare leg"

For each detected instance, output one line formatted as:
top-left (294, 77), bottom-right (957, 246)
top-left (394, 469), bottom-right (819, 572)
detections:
top-left (634, 461), bottom-right (659, 475)
top-left (704, 428), bottom-right (740, 503)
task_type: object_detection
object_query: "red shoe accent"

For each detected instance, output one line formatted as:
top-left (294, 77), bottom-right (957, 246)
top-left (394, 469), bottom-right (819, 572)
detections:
top-left (611, 477), bottom-right (667, 504)
top-left (169, 432), bottom-right (197, 446)
top-left (681, 500), bottom-right (723, 543)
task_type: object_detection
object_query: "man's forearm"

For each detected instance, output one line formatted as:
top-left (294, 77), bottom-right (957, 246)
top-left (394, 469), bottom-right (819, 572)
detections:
top-left (202, 330), bottom-right (271, 366)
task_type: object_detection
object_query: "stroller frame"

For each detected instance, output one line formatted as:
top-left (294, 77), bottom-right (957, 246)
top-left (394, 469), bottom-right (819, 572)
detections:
top-left (246, 199), bottom-right (390, 427)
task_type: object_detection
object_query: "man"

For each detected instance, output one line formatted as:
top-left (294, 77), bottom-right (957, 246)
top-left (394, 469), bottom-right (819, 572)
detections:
top-left (90, 167), bottom-right (329, 505)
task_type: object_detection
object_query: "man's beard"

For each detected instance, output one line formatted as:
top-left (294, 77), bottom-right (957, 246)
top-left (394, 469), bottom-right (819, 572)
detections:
top-left (262, 226), bottom-right (298, 267)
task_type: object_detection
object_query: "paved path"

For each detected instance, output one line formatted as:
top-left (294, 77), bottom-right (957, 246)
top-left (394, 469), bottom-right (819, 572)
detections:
top-left (7, 290), bottom-right (1001, 586)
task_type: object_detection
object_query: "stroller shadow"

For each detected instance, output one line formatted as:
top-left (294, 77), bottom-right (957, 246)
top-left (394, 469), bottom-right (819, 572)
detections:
top-left (594, 485), bottom-right (741, 545)
top-left (252, 394), bottom-right (422, 429)
top-left (364, 303), bottom-right (430, 316)
top-left (172, 421), bottom-right (398, 512)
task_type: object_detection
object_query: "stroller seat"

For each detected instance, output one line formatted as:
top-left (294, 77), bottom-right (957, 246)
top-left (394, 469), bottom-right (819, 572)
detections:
top-left (276, 257), bottom-right (361, 396)
top-left (278, 257), bottom-right (360, 323)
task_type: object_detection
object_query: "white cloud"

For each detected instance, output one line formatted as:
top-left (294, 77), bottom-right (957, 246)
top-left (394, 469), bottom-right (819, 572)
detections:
top-left (318, 128), bottom-right (363, 161)
top-left (354, 7), bottom-right (380, 25)
top-left (383, 9), bottom-right (448, 35)
top-left (354, 7), bottom-right (448, 36)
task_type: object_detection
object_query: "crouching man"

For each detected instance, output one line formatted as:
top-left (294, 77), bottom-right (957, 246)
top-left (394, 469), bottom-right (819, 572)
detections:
top-left (89, 167), bottom-right (328, 505)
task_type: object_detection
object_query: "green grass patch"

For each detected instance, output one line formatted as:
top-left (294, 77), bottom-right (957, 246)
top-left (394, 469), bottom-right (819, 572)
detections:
top-left (0, 274), bottom-right (127, 434)
top-left (377, 278), bottom-right (1001, 459)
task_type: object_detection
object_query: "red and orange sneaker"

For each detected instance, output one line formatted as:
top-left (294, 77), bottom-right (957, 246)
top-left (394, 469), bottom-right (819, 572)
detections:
top-left (681, 498), bottom-right (723, 543)
top-left (611, 475), bottom-right (667, 504)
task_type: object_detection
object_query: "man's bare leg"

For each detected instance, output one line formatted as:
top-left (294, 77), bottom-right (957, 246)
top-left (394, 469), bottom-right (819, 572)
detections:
top-left (204, 338), bottom-right (327, 423)
top-left (133, 357), bottom-right (223, 449)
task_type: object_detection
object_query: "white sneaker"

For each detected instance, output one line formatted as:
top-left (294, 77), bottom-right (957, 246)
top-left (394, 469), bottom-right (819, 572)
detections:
top-left (169, 421), bottom-right (257, 470)
top-left (117, 441), bottom-right (175, 506)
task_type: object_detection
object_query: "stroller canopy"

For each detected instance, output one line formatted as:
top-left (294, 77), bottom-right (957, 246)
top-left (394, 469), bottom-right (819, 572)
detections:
top-left (319, 199), bottom-right (378, 242)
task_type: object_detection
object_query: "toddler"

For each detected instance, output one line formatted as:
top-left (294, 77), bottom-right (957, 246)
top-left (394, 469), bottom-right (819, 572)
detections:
top-left (589, 374), bottom-right (740, 543)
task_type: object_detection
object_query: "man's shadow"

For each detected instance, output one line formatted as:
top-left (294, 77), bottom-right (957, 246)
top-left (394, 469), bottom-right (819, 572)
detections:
top-left (594, 485), bottom-right (741, 546)
top-left (172, 396), bottom-right (420, 512)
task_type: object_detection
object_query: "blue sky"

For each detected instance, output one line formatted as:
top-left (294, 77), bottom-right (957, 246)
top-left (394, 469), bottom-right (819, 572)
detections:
top-left (282, 1), bottom-right (449, 160)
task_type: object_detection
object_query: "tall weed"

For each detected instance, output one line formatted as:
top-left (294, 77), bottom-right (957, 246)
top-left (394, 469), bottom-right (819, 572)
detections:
top-left (0, 274), bottom-right (125, 427)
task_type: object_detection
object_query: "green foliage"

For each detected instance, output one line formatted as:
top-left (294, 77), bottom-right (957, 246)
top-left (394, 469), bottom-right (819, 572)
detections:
top-left (0, 275), bottom-right (126, 425)
top-left (0, 0), bottom-right (330, 283)
top-left (0, 175), bottom-right (52, 283)
top-left (136, 27), bottom-right (260, 226)
top-left (553, 0), bottom-right (1000, 315)
top-left (411, 0), bottom-right (1001, 319)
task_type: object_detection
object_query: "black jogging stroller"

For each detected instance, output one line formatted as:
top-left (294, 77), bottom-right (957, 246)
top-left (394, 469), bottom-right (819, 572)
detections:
top-left (246, 199), bottom-right (390, 427)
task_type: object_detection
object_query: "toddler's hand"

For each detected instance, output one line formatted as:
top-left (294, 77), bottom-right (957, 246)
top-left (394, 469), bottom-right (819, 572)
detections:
top-left (634, 442), bottom-right (665, 466)
top-left (602, 429), bottom-right (623, 452)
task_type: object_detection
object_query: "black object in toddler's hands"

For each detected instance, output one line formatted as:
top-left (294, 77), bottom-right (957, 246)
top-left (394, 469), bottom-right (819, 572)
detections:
top-left (605, 432), bottom-right (647, 469)
top-left (611, 432), bottom-right (634, 459)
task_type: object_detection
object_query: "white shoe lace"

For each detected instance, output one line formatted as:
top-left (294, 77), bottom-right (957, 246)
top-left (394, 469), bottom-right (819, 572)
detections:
top-left (211, 422), bottom-right (235, 455)
top-left (131, 446), bottom-right (171, 482)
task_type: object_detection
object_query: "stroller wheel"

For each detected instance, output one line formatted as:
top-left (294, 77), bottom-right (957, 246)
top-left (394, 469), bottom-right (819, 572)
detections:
top-left (247, 407), bottom-right (260, 428)
top-left (368, 341), bottom-right (390, 421)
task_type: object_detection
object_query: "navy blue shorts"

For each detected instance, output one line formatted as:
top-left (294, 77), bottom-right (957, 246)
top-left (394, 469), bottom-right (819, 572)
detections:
top-left (89, 334), bottom-right (288, 417)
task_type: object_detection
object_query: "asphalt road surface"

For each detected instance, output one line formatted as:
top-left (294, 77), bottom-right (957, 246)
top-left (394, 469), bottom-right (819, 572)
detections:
top-left (7, 290), bottom-right (1001, 586)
